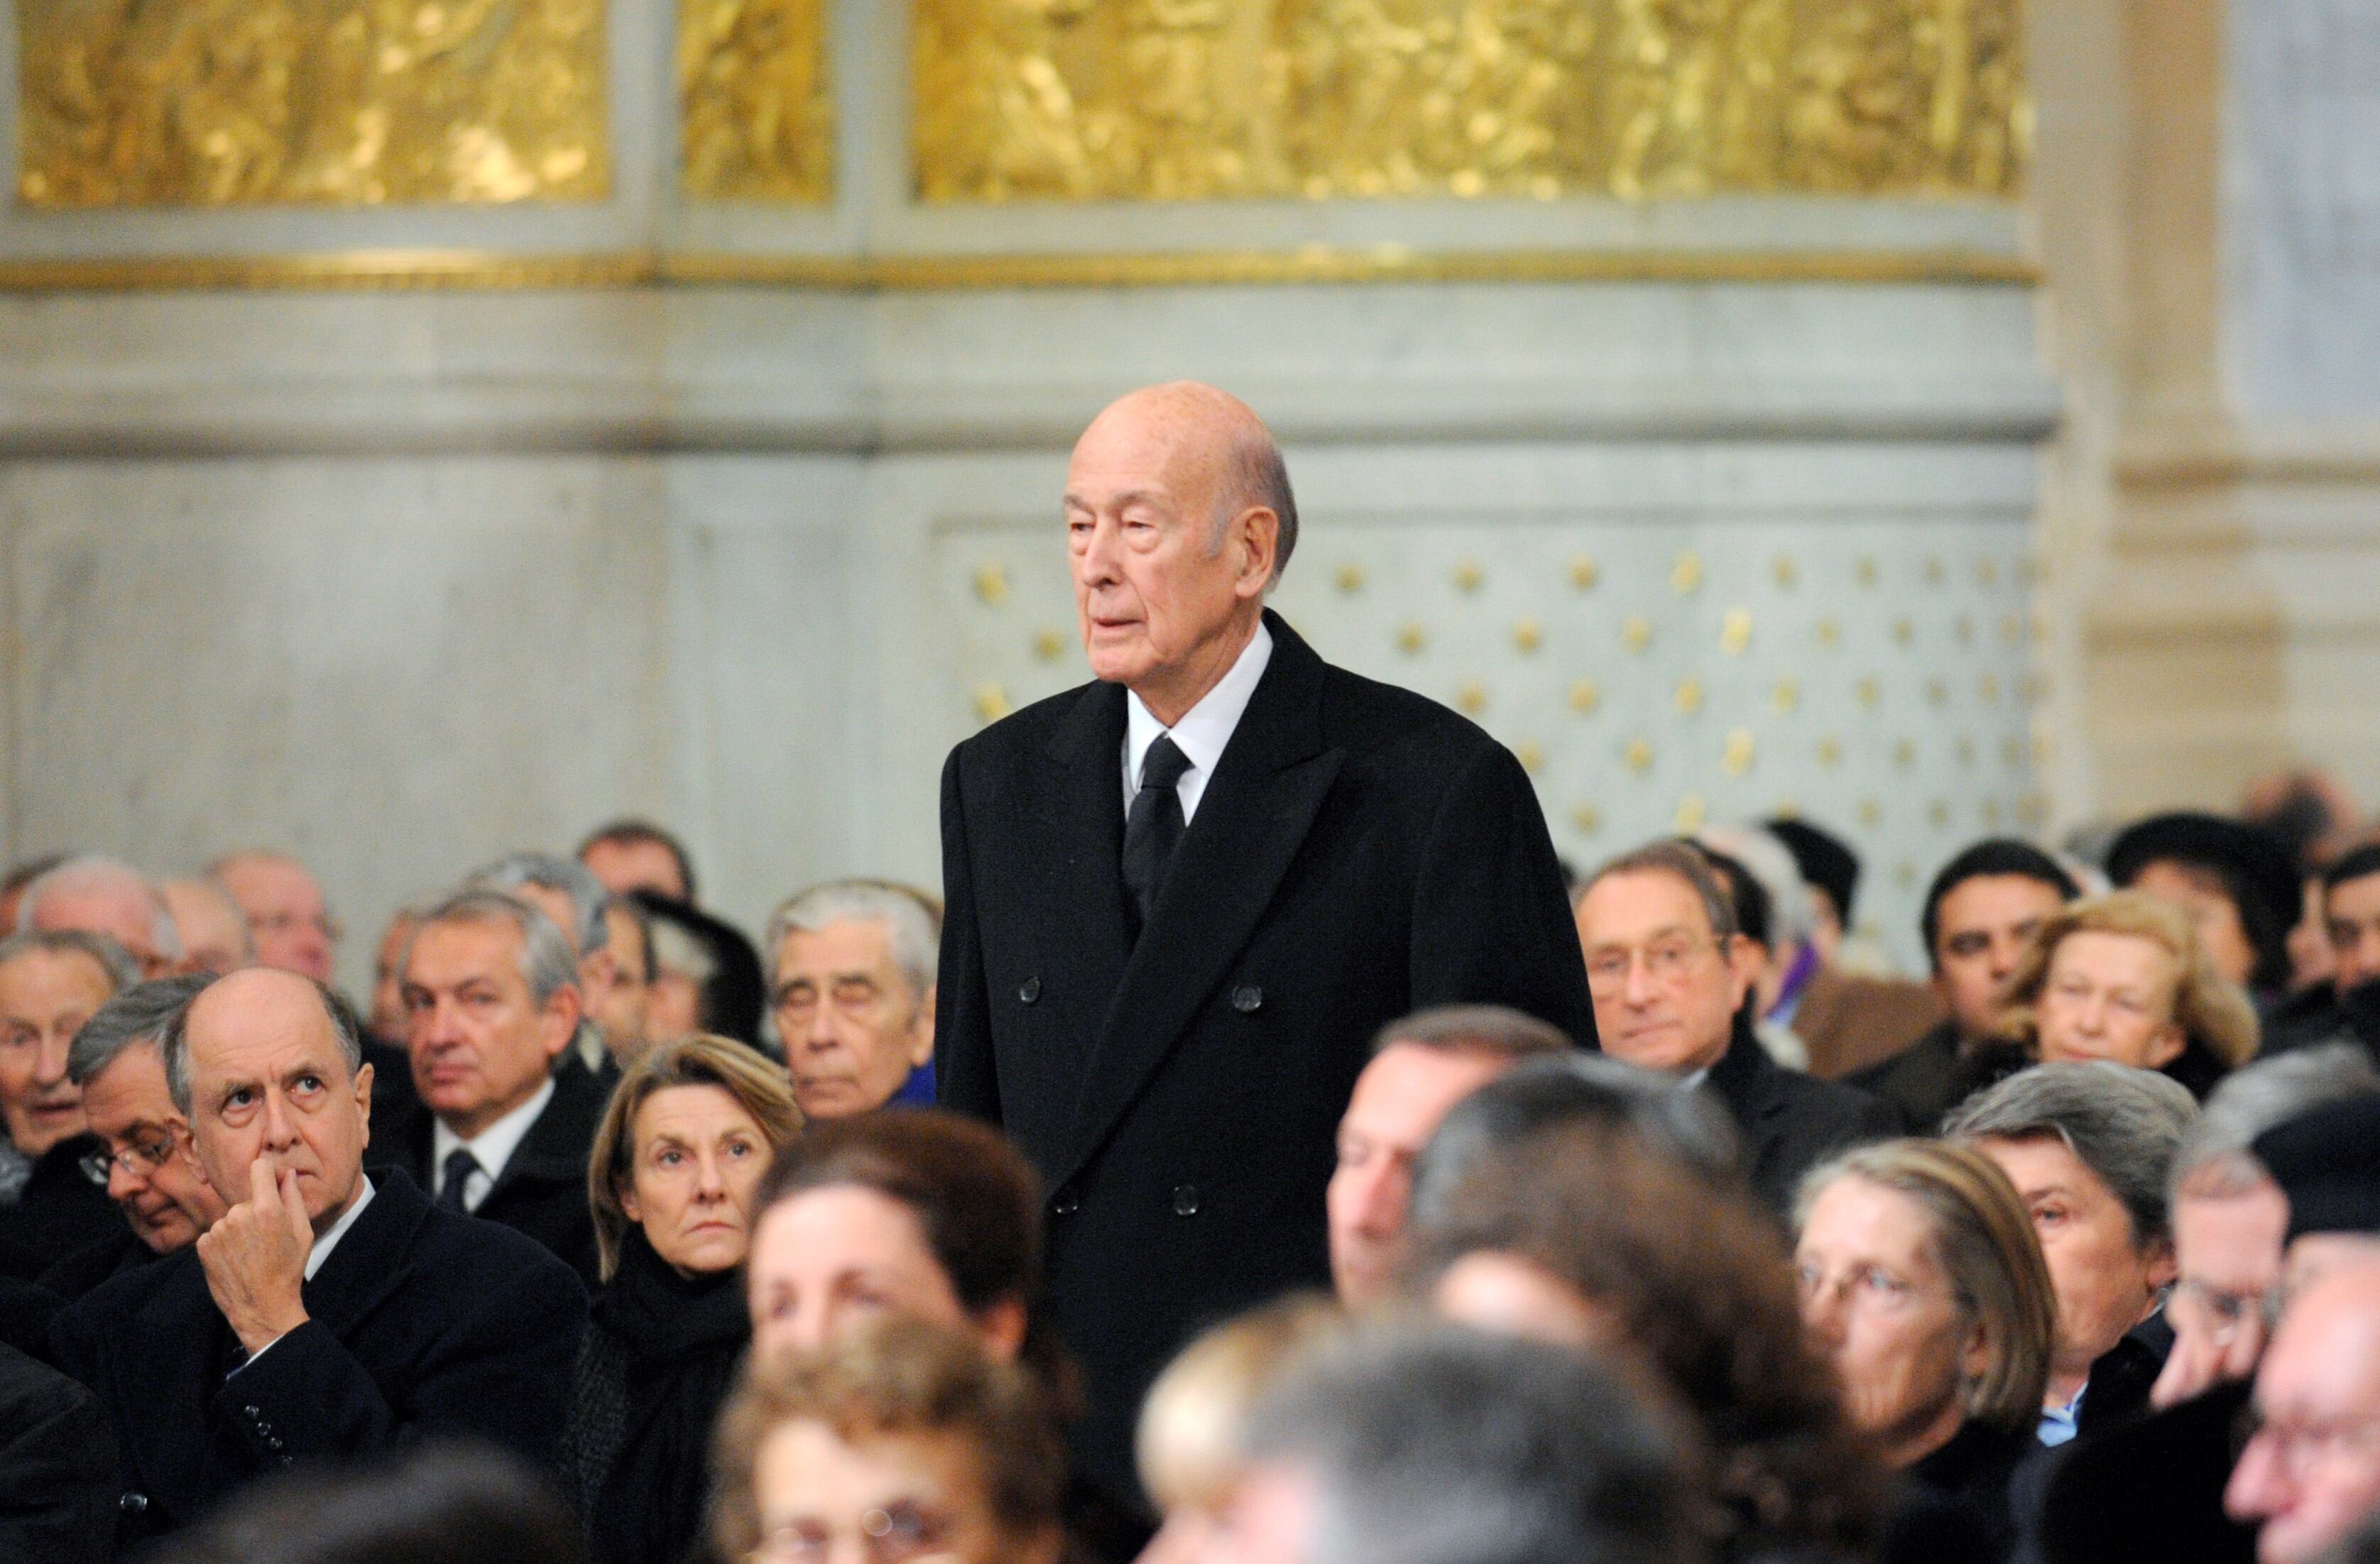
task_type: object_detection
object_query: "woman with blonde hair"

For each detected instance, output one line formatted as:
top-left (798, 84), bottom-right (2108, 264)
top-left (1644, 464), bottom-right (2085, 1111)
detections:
top-left (561, 1034), bottom-right (802, 1564)
top-left (1997, 890), bottom-right (2260, 1099)
top-left (1133, 1296), bottom-right (1346, 1564)
top-left (1794, 1139), bottom-right (2057, 1564)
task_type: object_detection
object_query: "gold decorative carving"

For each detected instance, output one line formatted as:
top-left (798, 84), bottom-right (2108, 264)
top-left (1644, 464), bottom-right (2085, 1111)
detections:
top-left (1397, 621), bottom-right (1428, 655)
top-left (1453, 560), bottom-right (1485, 593)
top-left (1572, 805), bottom-right (1604, 836)
top-left (1720, 608), bottom-right (1752, 657)
top-left (1856, 557), bottom-right (1880, 587)
top-left (1621, 616), bottom-right (1653, 655)
top-left (679, 0), bottom-right (834, 202)
top-left (1624, 737), bottom-right (1655, 775)
top-left (1773, 557), bottom-right (1799, 589)
top-left (1569, 678), bottom-right (1603, 714)
top-left (973, 563), bottom-right (1010, 604)
top-left (1513, 616), bottom-right (1544, 654)
top-left (1032, 627), bottom-right (1066, 660)
top-left (1818, 736), bottom-right (1844, 769)
top-left (911, 0), bottom-right (2027, 203)
top-left (974, 682), bottom-right (1013, 721)
top-left (18, 0), bottom-right (610, 209)
top-left (1675, 678), bottom-right (1705, 716)
top-left (1513, 740), bottom-right (1545, 773)
top-left (1721, 730), bottom-right (1755, 777)
top-left (1570, 557), bottom-right (1601, 591)
top-left (1772, 678), bottom-right (1799, 713)
top-left (1670, 552), bottom-right (1704, 596)
top-left (1336, 563), bottom-right (1367, 594)
top-left (1814, 617), bottom-right (1842, 649)
top-left (1456, 682), bottom-right (1490, 715)
top-left (1674, 794), bottom-right (1710, 833)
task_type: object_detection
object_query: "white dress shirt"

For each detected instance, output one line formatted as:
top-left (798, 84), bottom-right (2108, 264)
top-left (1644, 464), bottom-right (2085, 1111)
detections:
top-left (432, 1076), bottom-right (555, 1213)
top-left (1123, 620), bottom-right (1274, 824)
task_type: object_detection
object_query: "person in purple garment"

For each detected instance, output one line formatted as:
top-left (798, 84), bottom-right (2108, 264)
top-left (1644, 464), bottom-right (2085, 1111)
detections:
top-left (765, 881), bottom-right (942, 1120)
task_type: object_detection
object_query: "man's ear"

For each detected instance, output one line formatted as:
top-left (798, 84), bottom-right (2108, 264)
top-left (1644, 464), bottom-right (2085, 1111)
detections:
top-left (1231, 506), bottom-right (1280, 599)
top-left (540, 984), bottom-right (584, 1061)
top-left (909, 984), bottom-right (937, 1068)
top-left (1723, 933), bottom-right (1765, 998)
top-left (352, 1061), bottom-right (373, 1149)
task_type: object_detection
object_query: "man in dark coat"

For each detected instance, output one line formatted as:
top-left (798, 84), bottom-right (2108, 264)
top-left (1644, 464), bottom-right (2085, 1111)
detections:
top-left (1574, 839), bottom-right (1894, 1213)
top-left (937, 383), bottom-right (1597, 1508)
top-left (50, 968), bottom-right (585, 1553)
top-left (0, 930), bottom-right (138, 1281)
top-left (0, 1337), bottom-right (115, 1563)
top-left (386, 890), bottom-right (608, 1287)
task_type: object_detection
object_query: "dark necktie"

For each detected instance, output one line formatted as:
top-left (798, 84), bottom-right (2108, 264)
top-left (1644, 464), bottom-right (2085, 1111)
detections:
top-left (437, 1148), bottom-right (480, 1213)
top-left (1122, 735), bottom-right (1194, 934)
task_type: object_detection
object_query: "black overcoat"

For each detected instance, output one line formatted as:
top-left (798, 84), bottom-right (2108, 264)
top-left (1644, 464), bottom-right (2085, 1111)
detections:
top-left (935, 611), bottom-right (1598, 1502)
top-left (1703, 1015), bottom-right (1899, 1214)
top-left (48, 1167), bottom-right (585, 1553)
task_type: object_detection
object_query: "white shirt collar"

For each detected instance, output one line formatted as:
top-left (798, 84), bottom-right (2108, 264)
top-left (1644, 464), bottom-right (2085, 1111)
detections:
top-left (432, 1075), bottom-right (555, 1199)
top-left (1123, 620), bottom-right (1274, 826)
top-left (305, 1174), bottom-right (375, 1281)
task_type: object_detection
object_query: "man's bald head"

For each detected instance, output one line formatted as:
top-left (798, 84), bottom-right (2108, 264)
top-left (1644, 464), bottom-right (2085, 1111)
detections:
top-left (1076, 382), bottom-right (1298, 584)
top-left (24, 855), bottom-right (182, 975)
top-left (165, 967), bottom-right (361, 1115)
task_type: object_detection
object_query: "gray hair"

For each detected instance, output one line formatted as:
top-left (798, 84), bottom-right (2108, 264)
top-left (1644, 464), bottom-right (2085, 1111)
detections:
top-left (19, 855), bottom-right (182, 961)
top-left (162, 977), bottom-right (364, 1116)
top-left (1221, 425), bottom-right (1298, 588)
top-left (1244, 1323), bottom-right (1705, 1564)
top-left (1575, 839), bottom-right (1740, 941)
top-left (469, 853), bottom-right (608, 958)
top-left (1943, 1061), bottom-right (2200, 1250)
top-left (67, 973), bottom-right (212, 1088)
top-left (405, 890), bottom-right (582, 1007)
top-left (0, 929), bottom-right (140, 995)
top-left (1409, 1052), bottom-right (1740, 1233)
top-left (1372, 1004), bottom-right (1574, 1061)
top-left (763, 880), bottom-right (941, 999)
top-left (2172, 1043), bottom-right (2380, 1200)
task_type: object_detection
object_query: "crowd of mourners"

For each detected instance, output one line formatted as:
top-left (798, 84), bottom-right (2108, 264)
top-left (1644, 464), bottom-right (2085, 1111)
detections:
top-left (3, 775), bottom-right (2379, 1564)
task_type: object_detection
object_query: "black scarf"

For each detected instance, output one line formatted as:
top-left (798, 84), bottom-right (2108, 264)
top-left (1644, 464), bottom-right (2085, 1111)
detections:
top-left (564, 1229), bottom-right (750, 1564)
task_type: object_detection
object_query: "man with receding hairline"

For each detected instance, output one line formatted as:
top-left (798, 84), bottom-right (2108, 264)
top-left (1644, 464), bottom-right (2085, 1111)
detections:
top-left (938, 382), bottom-right (1595, 1510)
top-left (50, 967), bottom-right (583, 1547)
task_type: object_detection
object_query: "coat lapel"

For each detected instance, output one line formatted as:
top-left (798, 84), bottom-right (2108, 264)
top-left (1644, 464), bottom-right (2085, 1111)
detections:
top-left (1023, 679), bottom-right (1135, 1076)
top-left (1059, 613), bottom-right (1342, 1185)
top-left (120, 1256), bottom-right (230, 1519)
top-left (300, 1168), bottom-right (432, 1335)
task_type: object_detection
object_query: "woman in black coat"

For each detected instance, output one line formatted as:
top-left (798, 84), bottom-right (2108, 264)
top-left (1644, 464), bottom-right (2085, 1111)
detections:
top-left (560, 1035), bottom-right (801, 1564)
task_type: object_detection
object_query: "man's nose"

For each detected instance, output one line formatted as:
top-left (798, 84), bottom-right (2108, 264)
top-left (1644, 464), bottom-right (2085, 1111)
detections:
top-left (2223, 1432), bottom-right (2286, 1523)
top-left (33, 1031), bottom-right (70, 1088)
top-left (1075, 517), bottom-right (1125, 582)
top-left (1348, 1161), bottom-right (1404, 1237)
top-left (258, 1089), bottom-right (298, 1147)
top-left (1622, 955), bottom-right (1659, 1005)
top-left (106, 1156), bottom-right (146, 1202)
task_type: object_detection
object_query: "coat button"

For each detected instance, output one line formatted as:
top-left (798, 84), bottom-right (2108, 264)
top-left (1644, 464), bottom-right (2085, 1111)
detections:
top-left (119, 1494), bottom-right (148, 1515)
top-left (1051, 1185), bottom-right (1080, 1215)
top-left (1172, 1184), bottom-right (1200, 1216)
top-left (1231, 985), bottom-right (1262, 1013)
top-left (243, 1405), bottom-right (262, 1420)
top-left (1018, 977), bottom-right (1042, 1004)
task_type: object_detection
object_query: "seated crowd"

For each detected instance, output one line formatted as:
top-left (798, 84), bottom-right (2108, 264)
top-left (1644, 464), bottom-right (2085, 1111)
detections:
top-left (10, 789), bottom-right (2380, 1564)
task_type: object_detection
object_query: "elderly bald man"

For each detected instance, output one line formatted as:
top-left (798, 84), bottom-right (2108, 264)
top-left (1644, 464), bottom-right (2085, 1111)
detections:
top-left (21, 856), bottom-right (182, 978)
top-left (49, 968), bottom-right (584, 1548)
top-left (937, 382), bottom-right (1595, 1509)
top-left (209, 851), bottom-right (338, 985)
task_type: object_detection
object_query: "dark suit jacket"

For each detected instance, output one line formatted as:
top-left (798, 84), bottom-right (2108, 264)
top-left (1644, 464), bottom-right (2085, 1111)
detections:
top-left (0, 1135), bottom-right (119, 1283)
top-left (2021, 1379), bottom-right (2255, 1564)
top-left (1703, 1017), bottom-right (1899, 1213)
top-left (50, 1168), bottom-right (585, 1551)
top-left (937, 611), bottom-right (1597, 1504)
top-left (389, 1053), bottom-right (611, 1290)
top-left (0, 1338), bottom-right (115, 1564)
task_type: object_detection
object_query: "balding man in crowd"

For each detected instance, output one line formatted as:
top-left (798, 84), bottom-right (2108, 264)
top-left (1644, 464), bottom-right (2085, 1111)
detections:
top-left (0, 854), bottom-right (68, 939)
top-left (577, 819), bottom-right (697, 904)
top-left (21, 856), bottom-right (182, 978)
top-left (160, 881), bottom-right (251, 978)
top-left (1573, 840), bottom-right (1893, 1213)
top-left (206, 853), bottom-right (337, 985)
top-left (0, 932), bottom-right (136, 1280)
top-left (45, 976), bottom-right (226, 1303)
top-left (50, 968), bottom-right (584, 1550)
top-left (471, 853), bottom-right (625, 1083)
top-left (2227, 1258), bottom-right (2380, 1564)
top-left (937, 383), bottom-right (1596, 1507)
top-left (1326, 1005), bottom-right (1572, 1306)
top-left (766, 880), bottom-right (940, 1119)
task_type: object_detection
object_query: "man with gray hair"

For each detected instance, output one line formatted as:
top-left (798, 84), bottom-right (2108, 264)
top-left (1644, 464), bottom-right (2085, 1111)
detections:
top-left (50, 967), bottom-right (584, 1546)
top-left (21, 856), bottom-right (182, 978)
top-left (41, 975), bottom-right (226, 1302)
top-left (1945, 1061), bottom-right (2198, 1440)
top-left (391, 890), bottom-right (605, 1286)
top-left (0, 931), bottom-right (136, 1280)
top-left (1226, 1321), bottom-right (1708, 1564)
top-left (469, 853), bottom-right (623, 1081)
top-left (765, 880), bottom-right (940, 1120)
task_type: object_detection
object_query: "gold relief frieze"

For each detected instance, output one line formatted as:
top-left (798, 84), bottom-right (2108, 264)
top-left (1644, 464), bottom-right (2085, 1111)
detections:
top-left (17, 0), bottom-right (610, 209)
top-left (912, 0), bottom-right (2027, 204)
top-left (678, 0), bottom-right (834, 200)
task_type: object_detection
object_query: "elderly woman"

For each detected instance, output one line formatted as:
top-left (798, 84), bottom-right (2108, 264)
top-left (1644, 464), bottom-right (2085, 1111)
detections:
top-left (561, 1035), bottom-right (802, 1564)
top-left (1794, 1140), bottom-right (2056, 1564)
top-left (713, 1316), bottom-right (1069, 1564)
top-left (1943, 1062), bottom-right (2198, 1444)
top-left (1996, 891), bottom-right (2259, 1100)
top-left (1407, 1117), bottom-right (1883, 1564)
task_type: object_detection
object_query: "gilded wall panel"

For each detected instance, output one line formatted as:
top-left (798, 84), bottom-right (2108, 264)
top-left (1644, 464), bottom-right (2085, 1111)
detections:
top-left (912, 0), bottom-right (2027, 203)
top-left (678, 0), bottom-right (834, 200)
top-left (17, 0), bottom-right (610, 208)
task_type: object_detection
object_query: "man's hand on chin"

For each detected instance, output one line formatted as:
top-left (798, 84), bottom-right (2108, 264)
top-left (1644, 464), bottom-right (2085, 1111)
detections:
top-left (195, 1156), bottom-right (314, 1356)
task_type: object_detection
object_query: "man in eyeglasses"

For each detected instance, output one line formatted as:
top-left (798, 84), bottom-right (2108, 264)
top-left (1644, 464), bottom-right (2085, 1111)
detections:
top-left (42, 975), bottom-right (229, 1303)
top-left (209, 851), bottom-right (341, 986)
top-left (2227, 1257), bottom-right (2380, 1564)
top-left (1571, 839), bottom-right (1892, 1213)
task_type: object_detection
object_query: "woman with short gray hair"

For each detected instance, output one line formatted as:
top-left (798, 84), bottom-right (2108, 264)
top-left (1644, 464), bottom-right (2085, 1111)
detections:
top-left (1943, 1061), bottom-right (2197, 1440)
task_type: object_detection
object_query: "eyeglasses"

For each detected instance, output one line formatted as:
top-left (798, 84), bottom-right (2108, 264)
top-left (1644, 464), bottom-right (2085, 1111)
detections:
top-left (252, 912), bottom-right (343, 944)
top-left (748, 1503), bottom-right (955, 1564)
top-left (1585, 936), bottom-right (1722, 995)
top-left (80, 1131), bottom-right (180, 1188)
top-left (2171, 1278), bottom-right (2281, 1347)
top-left (1796, 1259), bottom-right (1953, 1316)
